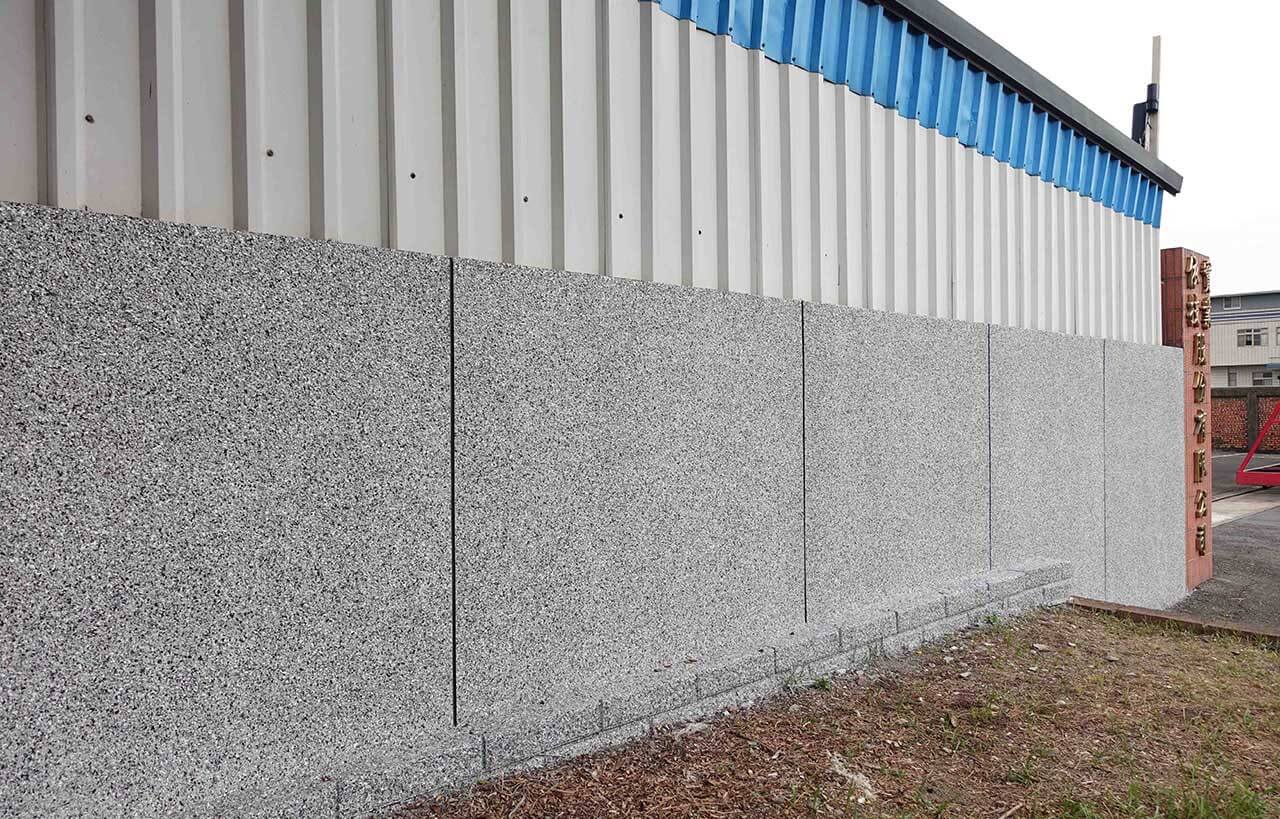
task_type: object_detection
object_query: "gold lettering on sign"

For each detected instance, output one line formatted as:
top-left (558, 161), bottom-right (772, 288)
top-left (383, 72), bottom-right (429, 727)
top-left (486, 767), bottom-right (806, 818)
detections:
top-left (1200, 296), bottom-right (1212, 329)
top-left (1193, 371), bottom-right (1207, 403)
top-left (1194, 449), bottom-right (1207, 482)
top-left (1194, 409), bottom-right (1207, 443)
top-left (1185, 254), bottom-right (1201, 289)
top-left (1185, 294), bottom-right (1200, 327)
top-left (1194, 333), bottom-right (1207, 366)
top-left (1196, 526), bottom-right (1207, 556)
top-left (1200, 259), bottom-right (1212, 292)
top-left (1195, 490), bottom-right (1208, 518)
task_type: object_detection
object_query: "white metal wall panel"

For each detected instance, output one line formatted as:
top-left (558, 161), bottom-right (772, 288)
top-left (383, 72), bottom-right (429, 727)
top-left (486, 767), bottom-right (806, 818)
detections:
top-left (1, 0), bottom-right (41, 204)
top-left (1048, 184), bottom-right (1064, 332)
top-left (837, 91), bottom-right (864, 308)
top-left (982, 154), bottom-right (1001, 325)
top-left (949, 139), bottom-right (970, 322)
top-left (887, 113), bottom-right (909, 314)
top-left (311, 0), bottom-right (383, 246)
top-left (0, 0), bottom-right (1167, 346)
top-left (781, 65), bottom-right (813, 302)
top-left (999, 164), bottom-right (1019, 327)
top-left (45, 0), bottom-right (143, 214)
top-left (166, 0), bottom-right (234, 227)
top-left (814, 79), bottom-right (839, 305)
top-left (717, 36), bottom-right (751, 294)
top-left (446, 0), bottom-right (503, 261)
top-left (600, 0), bottom-right (641, 279)
top-left (682, 22), bottom-right (718, 289)
top-left (863, 100), bottom-right (888, 311)
top-left (504, 0), bottom-right (553, 269)
top-left (640, 3), bottom-right (681, 284)
top-left (752, 52), bottom-right (785, 299)
top-left (905, 122), bottom-right (927, 316)
top-left (554, 0), bottom-right (601, 275)
top-left (927, 129), bottom-right (950, 319)
top-left (232, 0), bottom-right (310, 238)
top-left (967, 150), bottom-right (987, 324)
top-left (385, 0), bottom-right (445, 253)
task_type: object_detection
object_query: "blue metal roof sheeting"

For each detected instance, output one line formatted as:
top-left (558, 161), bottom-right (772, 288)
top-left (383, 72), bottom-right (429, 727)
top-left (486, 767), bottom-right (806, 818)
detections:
top-left (653, 0), bottom-right (1163, 227)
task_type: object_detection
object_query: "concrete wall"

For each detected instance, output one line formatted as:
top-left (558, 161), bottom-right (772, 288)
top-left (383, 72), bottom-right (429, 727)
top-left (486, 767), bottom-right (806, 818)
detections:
top-left (1, 201), bottom-right (1186, 816)
top-left (990, 327), bottom-right (1106, 599)
top-left (1, 204), bottom-right (455, 815)
top-left (452, 259), bottom-right (803, 722)
top-left (1105, 341), bottom-right (1187, 608)
top-left (804, 305), bottom-right (989, 622)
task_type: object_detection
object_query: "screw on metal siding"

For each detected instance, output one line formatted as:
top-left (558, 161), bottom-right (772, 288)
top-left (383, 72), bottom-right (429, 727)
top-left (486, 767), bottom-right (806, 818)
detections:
top-left (265, 148), bottom-right (274, 157)
top-left (522, 195), bottom-right (528, 202)
top-left (84, 114), bottom-right (94, 123)
top-left (410, 172), bottom-right (416, 179)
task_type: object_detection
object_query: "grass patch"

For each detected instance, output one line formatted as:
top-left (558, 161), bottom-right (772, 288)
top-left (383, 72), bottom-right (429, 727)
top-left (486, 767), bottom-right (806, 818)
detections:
top-left (405, 608), bottom-right (1280, 818)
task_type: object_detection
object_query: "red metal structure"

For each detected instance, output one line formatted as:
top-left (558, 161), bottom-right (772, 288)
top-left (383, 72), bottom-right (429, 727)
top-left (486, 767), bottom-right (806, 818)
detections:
top-left (1236, 401), bottom-right (1280, 486)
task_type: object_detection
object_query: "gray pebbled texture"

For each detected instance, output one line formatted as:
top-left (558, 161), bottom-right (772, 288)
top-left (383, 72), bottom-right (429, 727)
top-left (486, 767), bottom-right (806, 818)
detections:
top-left (803, 304), bottom-right (990, 622)
top-left (452, 258), bottom-right (804, 724)
top-left (1104, 339), bottom-right (1186, 608)
top-left (990, 326), bottom-right (1106, 599)
top-left (0, 203), bottom-right (453, 817)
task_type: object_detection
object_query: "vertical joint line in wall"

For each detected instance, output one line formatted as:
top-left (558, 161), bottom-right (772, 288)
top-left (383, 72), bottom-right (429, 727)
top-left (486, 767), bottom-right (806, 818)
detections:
top-left (449, 256), bottom-right (459, 727)
top-left (986, 323), bottom-right (993, 570)
top-left (801, 301), bottom-right (808, 623)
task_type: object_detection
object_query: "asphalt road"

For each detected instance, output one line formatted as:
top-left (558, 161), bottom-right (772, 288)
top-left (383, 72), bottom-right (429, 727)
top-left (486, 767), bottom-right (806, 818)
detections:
top-left (1172, 449), bottom-right (1280, 630)
top-left (1211, 449), bottom-right (1280, 501)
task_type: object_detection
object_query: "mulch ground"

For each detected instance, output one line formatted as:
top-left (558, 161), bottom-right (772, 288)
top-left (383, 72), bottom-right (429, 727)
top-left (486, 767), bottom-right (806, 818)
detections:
top-left (399, 607), bottom-right (1280, 818)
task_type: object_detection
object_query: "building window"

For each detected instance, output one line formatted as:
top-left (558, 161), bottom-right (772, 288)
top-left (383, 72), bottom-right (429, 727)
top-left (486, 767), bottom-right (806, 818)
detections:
top-left (1238, 328), bottom-right (1267, 347)
top-left (1252, 371), bottom-right (1273, 386)
top-left (1223, 296), bottom-right (1242, 310)
top-left (1228, 370), bottom-right (1238, 386)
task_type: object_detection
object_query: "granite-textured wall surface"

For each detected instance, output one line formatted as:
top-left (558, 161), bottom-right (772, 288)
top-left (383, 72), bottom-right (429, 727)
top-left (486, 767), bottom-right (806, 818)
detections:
top-left (803, 305), bottom-right (990, 623)
top-left (1104, 339), bottom-right (1186, 608)
top-left (452, 259), bottom-right (804, 724)
top-left (990, 327), bottom-right (1106, 598)
top-left (0, 203), bottom-right (454, 816)
top-left (3, 201), bottom-right (1190, 817)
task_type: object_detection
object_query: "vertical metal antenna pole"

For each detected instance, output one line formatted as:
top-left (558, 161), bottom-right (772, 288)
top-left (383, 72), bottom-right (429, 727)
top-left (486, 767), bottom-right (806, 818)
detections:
top-left (1149, 35), bottom-right (1161, 156)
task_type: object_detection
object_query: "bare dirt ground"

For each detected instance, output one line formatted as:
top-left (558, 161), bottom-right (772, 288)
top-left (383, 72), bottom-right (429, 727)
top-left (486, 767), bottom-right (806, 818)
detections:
top-left (399, 607), bottom-right (1280, 818)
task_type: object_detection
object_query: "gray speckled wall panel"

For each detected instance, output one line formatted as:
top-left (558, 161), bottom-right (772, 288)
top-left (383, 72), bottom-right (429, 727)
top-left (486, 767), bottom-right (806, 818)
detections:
top-left (990, 327), bottom-right (1106, 598)
top-left (804, 305), bottom-right (990, 624)
top-left (1104, 339), bottom-right (1186, 608)
top-left (0, 203), bottom-right (453, 815)
top-left (452, 259), bottom-right (803, 723)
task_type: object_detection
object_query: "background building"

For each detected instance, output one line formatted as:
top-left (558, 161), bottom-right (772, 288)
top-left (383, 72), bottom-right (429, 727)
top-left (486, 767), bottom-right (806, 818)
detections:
top-left (1210, 290), bottom-right (1280, 387)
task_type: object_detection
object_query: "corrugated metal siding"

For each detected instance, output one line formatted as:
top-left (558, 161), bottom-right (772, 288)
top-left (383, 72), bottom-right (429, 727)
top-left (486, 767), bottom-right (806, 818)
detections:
top-left (0, 0), bottom-right (1162, 344)
top-left (655, 0), bottom-right (1163, 227)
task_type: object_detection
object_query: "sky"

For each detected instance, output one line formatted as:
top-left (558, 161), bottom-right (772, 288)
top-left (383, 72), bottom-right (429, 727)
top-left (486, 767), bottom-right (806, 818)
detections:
top-left (942, 0), bottom-right (1278, 296)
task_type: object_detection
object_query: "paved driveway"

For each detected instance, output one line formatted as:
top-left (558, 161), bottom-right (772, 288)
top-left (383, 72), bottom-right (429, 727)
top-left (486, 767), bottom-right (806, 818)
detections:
top-left (1173, 449), bottom-right (1280, 629)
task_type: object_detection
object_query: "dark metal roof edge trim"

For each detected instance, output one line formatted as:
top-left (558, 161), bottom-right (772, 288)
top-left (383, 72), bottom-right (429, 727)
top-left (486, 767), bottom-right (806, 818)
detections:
top-left (881, 0), bottom-right (1184, 194)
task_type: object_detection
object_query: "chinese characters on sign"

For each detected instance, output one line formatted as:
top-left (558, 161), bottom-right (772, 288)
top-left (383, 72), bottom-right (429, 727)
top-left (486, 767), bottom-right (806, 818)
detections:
top-left (1184, 254), bottom-right (1211, 555)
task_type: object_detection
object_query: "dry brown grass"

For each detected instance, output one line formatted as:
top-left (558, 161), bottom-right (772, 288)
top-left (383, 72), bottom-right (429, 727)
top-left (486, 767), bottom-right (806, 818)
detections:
top-left (400, 608), bottom-right (1280, 818)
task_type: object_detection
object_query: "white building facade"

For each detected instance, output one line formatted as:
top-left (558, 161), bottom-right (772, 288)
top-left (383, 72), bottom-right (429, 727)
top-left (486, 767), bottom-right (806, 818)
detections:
top-left (1210, 290), bottom-right (1280, 387)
